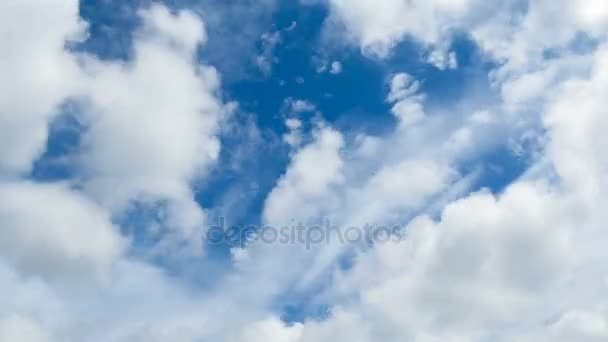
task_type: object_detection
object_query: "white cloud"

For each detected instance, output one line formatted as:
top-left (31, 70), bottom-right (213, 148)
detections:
top-left (324, 0), bottom-right (608, 72)
top-left (342, 183), bottom-right (572, 339)
top-left (229, 318), bottom-right (303, 342)
top-left (0, 0), bottom-right (85, 175)
top-left (77, 4), bottom-right (225, 254)
top-left (325, 0), bottom-right (476, 57)
top-left (230, 5), bottom-right (608, 342)
top-left (427, 50), bottom-right (458, 70)
top-left (0, 181), bottom-right (124, 283)
top-left (386, 73), bottom-right (425, 125)
top-left (284, 118), bottom-right (304, 147)
top-left (0, 315), bottom-right (50, 342)
top-left (284, 98), bottom-right (317, 114)
top-left (0, 2), bottom-right (225, 255)
top-left (138, 5), bottom-right (207, 55)
top-left (0, 2), bottom-right (232, 338)
top-left (280, 99), bottom-right (318, 148)
top-left (544, 45), bottom-right (608, 200)
top-left (241, 42), bottom-right (608, 342)
top-left (0, 1), bottom-right (232, 341)
top-left (264, 126), bottom-right (345, 224)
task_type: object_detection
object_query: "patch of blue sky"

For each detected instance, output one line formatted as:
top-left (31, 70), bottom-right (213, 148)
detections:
top-left (277, 290), bottom-right (331, 325)
top-left (229, 4), bottom-right (396, 134)
top-left (29, 102), bottom-right (83, 182)
top-left (460, 146), bottom-right (531, 195)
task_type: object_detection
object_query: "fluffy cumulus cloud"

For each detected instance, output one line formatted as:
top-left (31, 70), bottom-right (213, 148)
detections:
top-left (0, 0), bottom-right (85, 175)
top-left (2, 0), bottom-right (608, 341)
top-left (78, 4), bottom-right (224, 253)
top-left (242, 2), bottom-right (608, 341)
top-left (0, 181), bottom-right (124, 283)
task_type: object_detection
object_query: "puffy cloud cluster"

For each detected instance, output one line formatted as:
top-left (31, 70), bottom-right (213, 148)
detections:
top-left (0, 1), bottom-right (228, 340)
top-left (264, 126), bottom-right (345, 224)
top-left (326, 0), bottom-right (476, 57)
top-left (325, 0), bottom-right (608, 71)
top-left (0, 0), bottom-right (85, 175)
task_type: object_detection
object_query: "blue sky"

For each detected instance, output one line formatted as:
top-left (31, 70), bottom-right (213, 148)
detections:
top-left (2, 0), bottom-right (608, 341)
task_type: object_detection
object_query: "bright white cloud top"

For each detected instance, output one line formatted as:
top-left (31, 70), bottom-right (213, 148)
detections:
top-left (1, 0), bottom-right (608, 341)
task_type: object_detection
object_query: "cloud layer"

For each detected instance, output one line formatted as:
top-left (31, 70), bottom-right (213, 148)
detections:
top-left (1, 0), bottom-right (608, 341)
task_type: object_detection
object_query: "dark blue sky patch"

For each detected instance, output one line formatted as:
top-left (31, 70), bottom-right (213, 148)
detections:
top-left (461, 145), bottom-right (531, 195)
top-left (30, 102), bottom-right (84, 182)
top-left (77, 0), bottom-right (144, 60)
